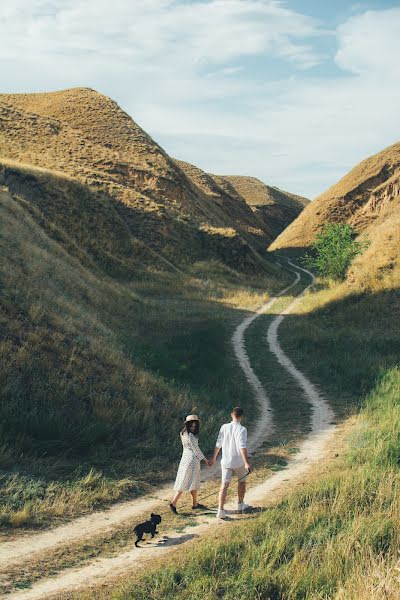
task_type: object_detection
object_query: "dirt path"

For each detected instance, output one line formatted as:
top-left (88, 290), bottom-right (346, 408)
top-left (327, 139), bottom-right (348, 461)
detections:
top-left (2, 260), bottom-right (336, 599)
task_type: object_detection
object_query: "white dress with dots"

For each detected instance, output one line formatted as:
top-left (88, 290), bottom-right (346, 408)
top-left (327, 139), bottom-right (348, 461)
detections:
top-left (173, 432), bottom-right (206, 491)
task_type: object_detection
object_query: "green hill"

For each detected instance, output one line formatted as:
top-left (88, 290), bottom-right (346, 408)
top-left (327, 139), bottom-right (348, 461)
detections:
top-left (94, 146), bottom-right (400, 600)
top-left (0, 88), bottom-right (306, 528)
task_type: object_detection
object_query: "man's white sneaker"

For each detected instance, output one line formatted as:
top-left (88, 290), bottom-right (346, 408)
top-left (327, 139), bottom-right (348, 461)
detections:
top-left (237, 502), bottom-right (251, 512)
top-left (216, 509), bottom-right (226, 519)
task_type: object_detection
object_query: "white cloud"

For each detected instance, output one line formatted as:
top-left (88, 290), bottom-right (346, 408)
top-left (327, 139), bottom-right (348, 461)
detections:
top-left (335, 8), bottom-right (400, 78)
top-left (0, 0), bottom-right (322, 68)
top-left (0, 2), bottom-right (399, 197)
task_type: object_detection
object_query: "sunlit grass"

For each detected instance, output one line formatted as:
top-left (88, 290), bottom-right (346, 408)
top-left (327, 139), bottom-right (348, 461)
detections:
top-left (0, 191), bottom-right (290, 529)
top-left (81, 251), bottom-right (400, 599)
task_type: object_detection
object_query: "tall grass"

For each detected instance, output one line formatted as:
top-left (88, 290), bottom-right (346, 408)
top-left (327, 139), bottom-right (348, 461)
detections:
top-left (0, 192), bottom-right (290, 529)
top-left (87, 258), bottom-right (400, 599)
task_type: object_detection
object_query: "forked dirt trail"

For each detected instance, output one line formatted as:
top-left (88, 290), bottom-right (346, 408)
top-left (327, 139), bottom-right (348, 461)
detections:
top-left (2, 260), bottom-right (336, 599)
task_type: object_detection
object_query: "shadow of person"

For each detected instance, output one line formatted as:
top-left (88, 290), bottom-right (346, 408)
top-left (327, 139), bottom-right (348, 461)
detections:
top-left (233, 507), bottom-right (268, 521)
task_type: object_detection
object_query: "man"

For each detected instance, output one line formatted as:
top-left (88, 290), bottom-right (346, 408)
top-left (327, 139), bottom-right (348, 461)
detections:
top-left (212, 406), bottom-right (252, 519)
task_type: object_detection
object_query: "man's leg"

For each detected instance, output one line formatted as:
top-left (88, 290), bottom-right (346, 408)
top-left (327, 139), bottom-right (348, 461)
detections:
top-left (238, 480), bottom-right (246, 504)
top-left (218, 482), bottom-right (230, 510)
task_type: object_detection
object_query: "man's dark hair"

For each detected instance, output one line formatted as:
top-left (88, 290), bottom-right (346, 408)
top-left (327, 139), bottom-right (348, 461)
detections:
top-left (232, 406), bottom-right (244, 418)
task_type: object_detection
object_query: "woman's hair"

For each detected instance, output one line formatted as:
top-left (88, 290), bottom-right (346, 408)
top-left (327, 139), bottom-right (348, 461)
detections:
top-left (181, 420), bottom-right (200, 436)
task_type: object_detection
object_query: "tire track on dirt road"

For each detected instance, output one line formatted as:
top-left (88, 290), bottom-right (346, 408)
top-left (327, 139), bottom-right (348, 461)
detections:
top-left (3, 261), bottom-right (336, 599)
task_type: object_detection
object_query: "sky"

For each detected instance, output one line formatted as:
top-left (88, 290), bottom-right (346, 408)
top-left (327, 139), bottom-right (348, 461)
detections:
top-left (1, 0), bottom-right (400, 198)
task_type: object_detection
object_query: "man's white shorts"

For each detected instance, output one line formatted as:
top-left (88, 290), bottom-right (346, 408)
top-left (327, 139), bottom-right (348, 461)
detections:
top-left (221, 464), bottom-right (249, 485)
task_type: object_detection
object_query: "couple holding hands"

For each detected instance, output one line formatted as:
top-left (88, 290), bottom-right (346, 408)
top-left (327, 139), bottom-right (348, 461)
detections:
top-left (169, 406), bottom-right (252, 519)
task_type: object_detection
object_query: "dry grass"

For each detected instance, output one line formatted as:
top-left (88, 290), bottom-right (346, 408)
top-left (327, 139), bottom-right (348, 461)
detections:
top-left (221, 174), bottom-right (309, 209)
top-left (175, 159), bottom-right (272, 244)
top-left (86, 218), bottom-right (400, 599)
top-left (0, 187), bottom-right (291, 530)
top-left (217, 174), bottom-right (309, 239)
top-left (271, 140), bottom-right (400, 252)
top-left (0, 88), bottom-right (307, 273)
top-left (349, 199), bottom-right (400, 291)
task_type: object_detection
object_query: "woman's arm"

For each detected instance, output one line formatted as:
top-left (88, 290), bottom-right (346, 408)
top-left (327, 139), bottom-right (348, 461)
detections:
top-left (188, 433), bottom-right (206, 462)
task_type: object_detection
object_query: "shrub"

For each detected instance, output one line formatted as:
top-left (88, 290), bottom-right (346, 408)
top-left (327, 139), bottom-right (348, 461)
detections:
top-left (303, 223), bottom-right (369, 281)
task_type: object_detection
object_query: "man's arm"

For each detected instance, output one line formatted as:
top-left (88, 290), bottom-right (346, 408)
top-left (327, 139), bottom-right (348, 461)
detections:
top-left (212, 446), bottom-right (221, 465)
top-left (240, 447), bottom-right (252, 472)
top-left (211, 426), bottom-right (223, 465)
top-left (239, 427), bottom-right (252, 472)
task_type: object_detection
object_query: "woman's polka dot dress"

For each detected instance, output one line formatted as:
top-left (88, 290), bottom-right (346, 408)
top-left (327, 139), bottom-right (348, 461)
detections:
top-left (173, 432), bottom-right (206, 491)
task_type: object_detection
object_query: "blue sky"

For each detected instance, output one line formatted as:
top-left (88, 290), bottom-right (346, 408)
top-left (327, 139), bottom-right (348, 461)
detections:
top-left (1, 0), bottom-right (400, 198)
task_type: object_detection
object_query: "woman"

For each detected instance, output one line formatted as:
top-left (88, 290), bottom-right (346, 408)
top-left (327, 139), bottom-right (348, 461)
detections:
top-left (169, 414), bottom-right (210, 514)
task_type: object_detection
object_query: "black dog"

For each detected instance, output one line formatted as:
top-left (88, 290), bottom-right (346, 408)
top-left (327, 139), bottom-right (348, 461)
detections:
top-left (134, 513), bottom-right (162, 547)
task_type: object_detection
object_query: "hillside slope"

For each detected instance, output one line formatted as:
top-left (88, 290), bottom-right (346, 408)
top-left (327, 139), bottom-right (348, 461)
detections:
top-left (219, 175), bottom-right (309, 238)
top-left (175, 159), bottom-right (275, 240)
top-left (0, 88), bottom-right (304, 274)
top-left (270, 142), bottom-right (400, 289)
top-left (0, 88), bottom-right (302, 529)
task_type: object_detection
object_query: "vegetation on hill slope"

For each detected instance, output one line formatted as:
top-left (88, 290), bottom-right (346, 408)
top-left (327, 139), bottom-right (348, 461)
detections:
top-left (0, 88), bottom-right (304, 273)
top-left (220, 174), bottom-right (309, 239)
top-left (86, 148), bottom-right (400, 598)
top-left (175, 159), bottom-right (275, 241)
top-left (0, 185), bottom-right (291, 529)
top-left (270, 141), bottom-right (400, 255)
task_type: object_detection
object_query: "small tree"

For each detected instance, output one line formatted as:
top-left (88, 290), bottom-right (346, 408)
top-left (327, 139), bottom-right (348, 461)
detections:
top-left (302, 223), bottom-right (368, 281)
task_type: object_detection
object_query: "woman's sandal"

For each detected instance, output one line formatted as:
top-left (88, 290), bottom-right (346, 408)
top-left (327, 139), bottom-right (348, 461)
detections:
top-left (192, 503), bottom-right (208, 510)
top-left (169, 503), bottom-right (178, 514)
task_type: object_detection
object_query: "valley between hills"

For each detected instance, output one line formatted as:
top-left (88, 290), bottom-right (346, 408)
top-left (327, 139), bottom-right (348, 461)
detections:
top-left (0, 88), bottom-right (399, 599)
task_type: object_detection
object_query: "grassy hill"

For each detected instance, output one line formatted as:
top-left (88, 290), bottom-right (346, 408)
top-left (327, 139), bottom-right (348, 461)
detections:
top-left (93, 146), bottom-right (400, 599)
top-left (0, 88), bottom-right (308, 528)
top-left (220, 175), bottom-right (309, 238)
top-left (270, 142), bottom-right (400, 278)
top-left (175, 159), bottom-right (275, 241)
top-left (1, 88), bottom-right (299, 274)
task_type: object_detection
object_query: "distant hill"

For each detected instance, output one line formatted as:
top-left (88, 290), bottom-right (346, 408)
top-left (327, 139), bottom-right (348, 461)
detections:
top-left (174, 160), bottom-right (275, 240)
top-left (0, 88), bottom-right (306, 275)
top-left (217, 175), bottom-right (309, 239)
top-left (175, 162), bottom-right (309, 242)
top-left (270, 142), bottom-right (400, 288)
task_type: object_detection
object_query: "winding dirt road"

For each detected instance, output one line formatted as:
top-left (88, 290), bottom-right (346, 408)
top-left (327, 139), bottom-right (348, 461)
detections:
top-left (2, 260), bottom-right (336, 599)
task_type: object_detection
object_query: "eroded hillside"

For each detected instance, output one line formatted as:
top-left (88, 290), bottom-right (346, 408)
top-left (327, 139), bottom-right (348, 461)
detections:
top-left (0, 88), bottom-right (303, 527)
top-left (270, 142), bottom-right (400, 288)
top-left (175, 159), bottom-right (275, 240)
top-left (0, 88), bottom-right (305, 275)
top-left (220, 175), bottom-right (309, 238)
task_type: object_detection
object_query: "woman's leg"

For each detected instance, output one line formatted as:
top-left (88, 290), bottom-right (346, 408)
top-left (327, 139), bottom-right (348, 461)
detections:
top-left (190, 489), bottom-right (198, 507)
top-left (170, 490), bottom-right (183, 507)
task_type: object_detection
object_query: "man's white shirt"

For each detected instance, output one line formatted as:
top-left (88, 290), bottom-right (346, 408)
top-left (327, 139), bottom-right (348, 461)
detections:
top-left (216, 421), bottom-right (247, 468)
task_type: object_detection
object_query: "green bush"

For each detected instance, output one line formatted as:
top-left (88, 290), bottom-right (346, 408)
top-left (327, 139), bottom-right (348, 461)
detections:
top-left (303, 223), bottom-right (368, 281)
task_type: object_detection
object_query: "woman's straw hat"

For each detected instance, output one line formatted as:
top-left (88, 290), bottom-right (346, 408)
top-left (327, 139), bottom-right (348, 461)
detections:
top-left (185, 414), bottom-right (199, 422)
